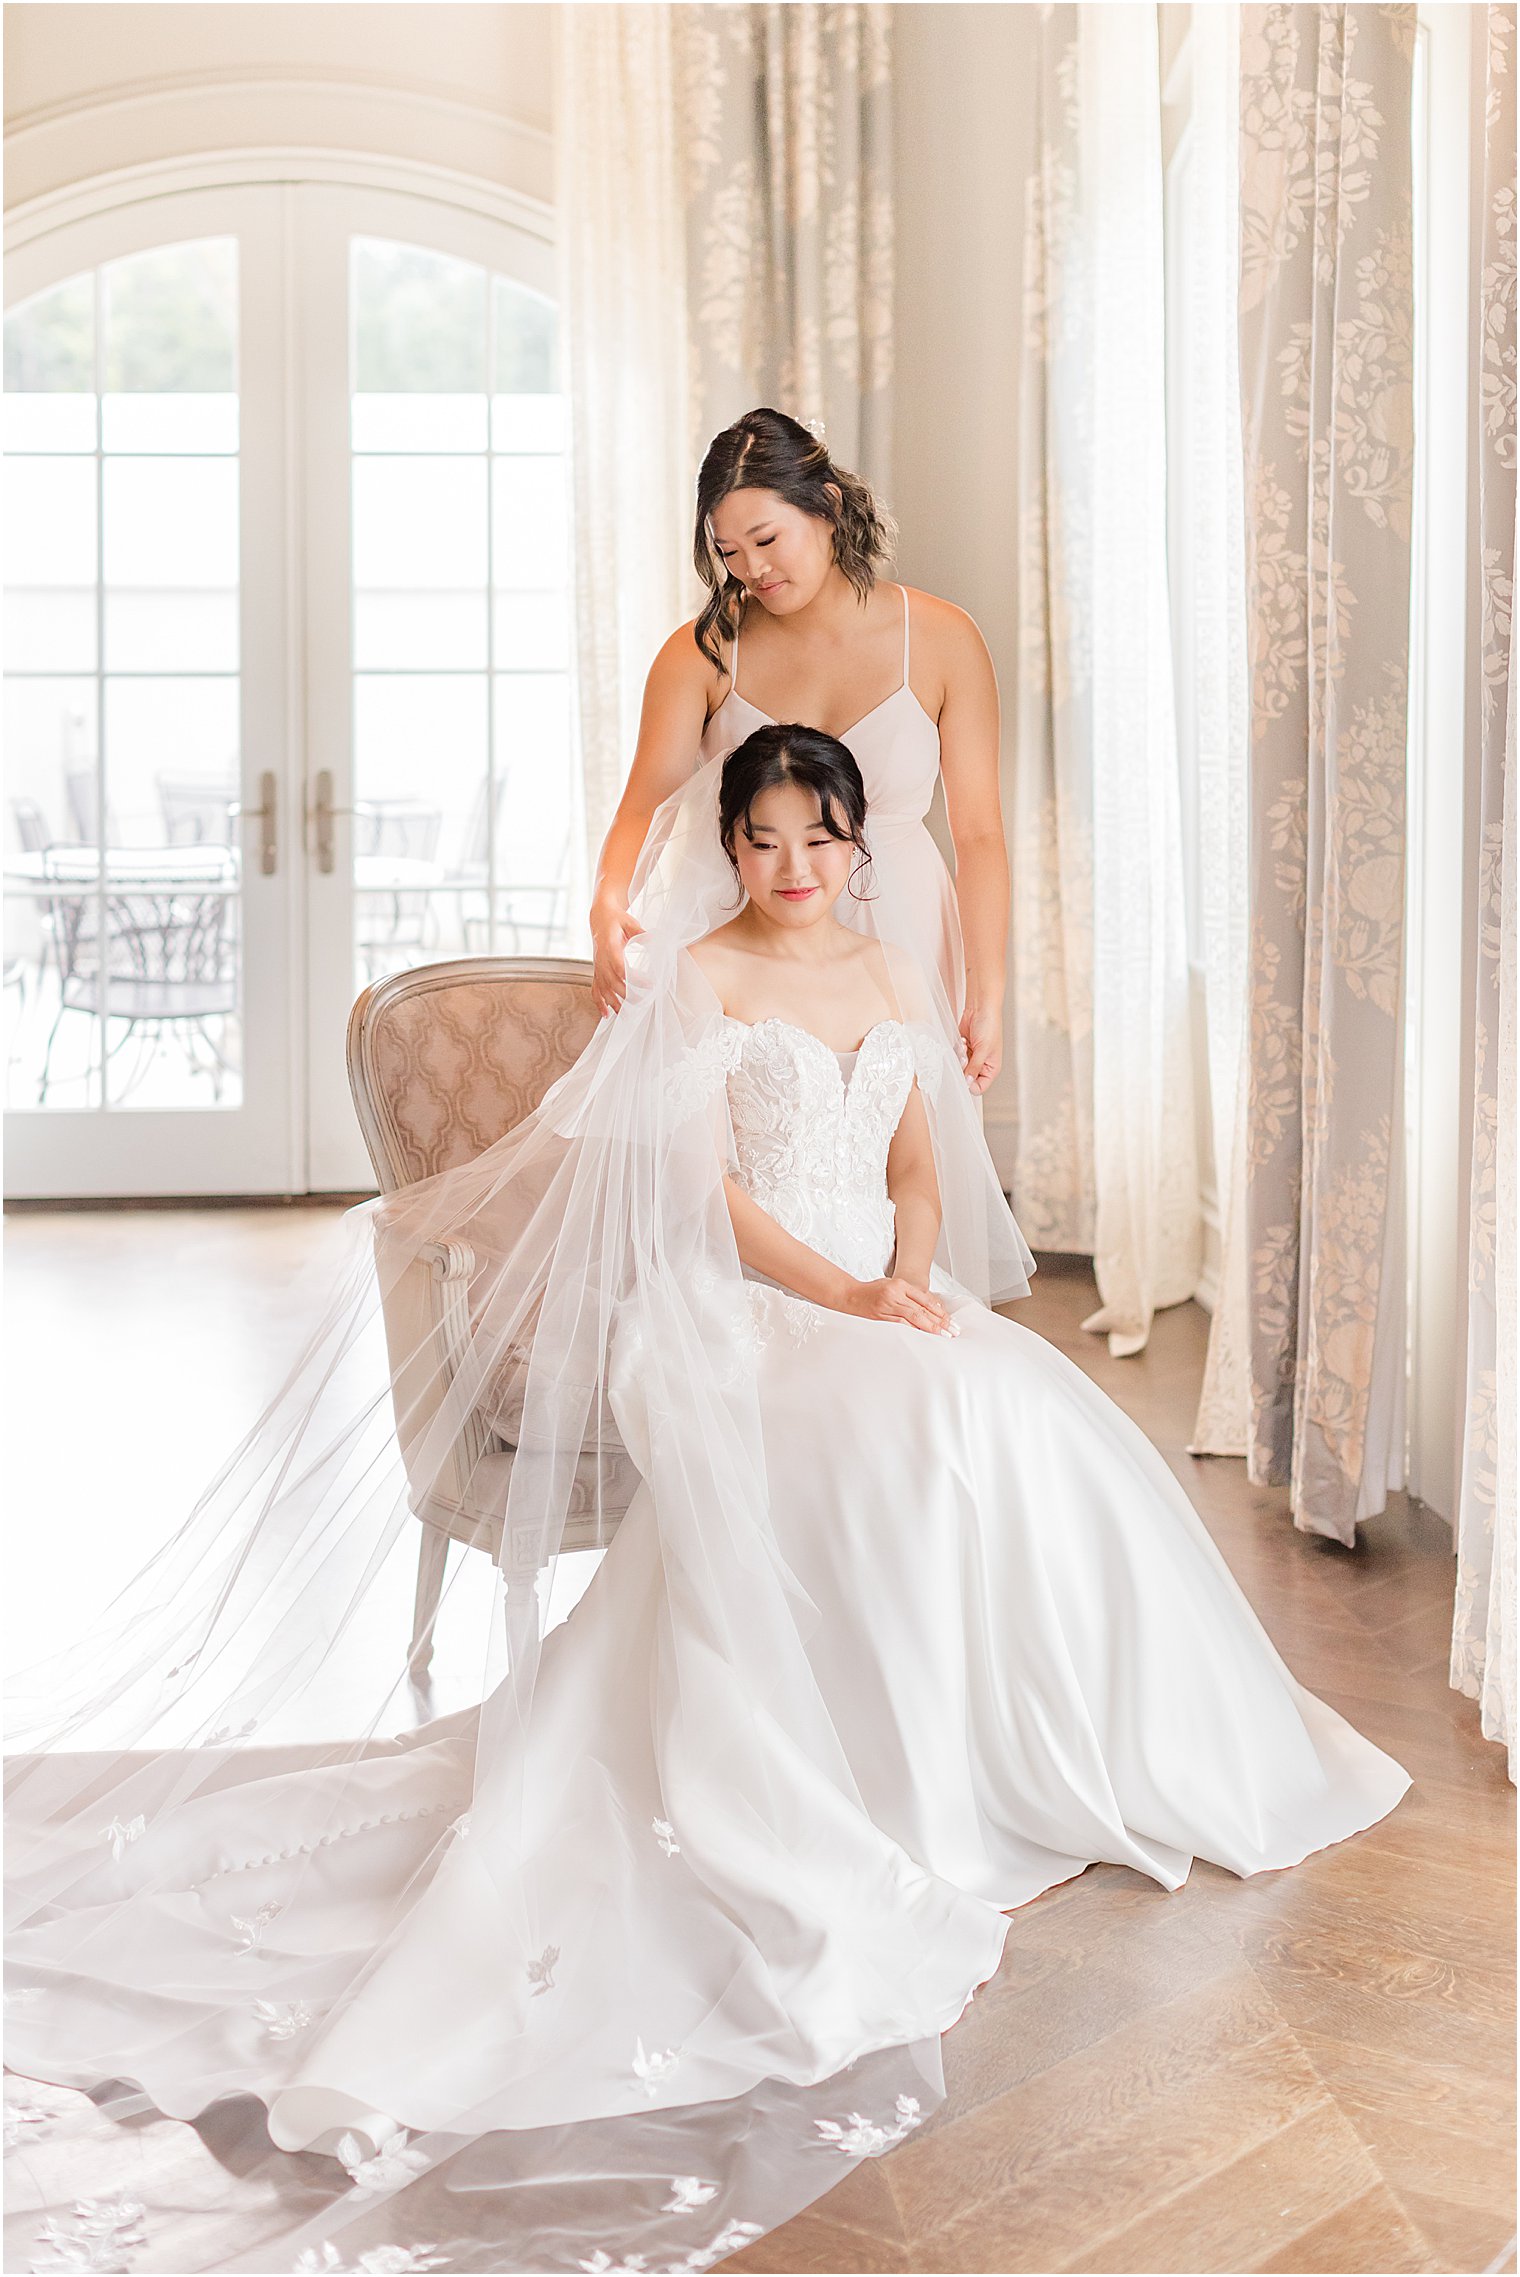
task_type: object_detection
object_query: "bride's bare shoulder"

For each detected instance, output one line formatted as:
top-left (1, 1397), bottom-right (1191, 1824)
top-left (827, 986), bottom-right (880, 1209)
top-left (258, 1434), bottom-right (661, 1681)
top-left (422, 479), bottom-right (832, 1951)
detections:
top-left (686, 921), bottom-right (748, 978)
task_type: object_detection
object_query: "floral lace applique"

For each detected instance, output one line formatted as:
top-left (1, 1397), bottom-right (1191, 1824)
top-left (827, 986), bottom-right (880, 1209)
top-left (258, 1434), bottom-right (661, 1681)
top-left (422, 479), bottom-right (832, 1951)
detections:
top-left (334, 2130), bottom-right (431, 2195)
top-left (294, 2244), bottom-right (447, 2273)
top-left (31, 2197), bottom-right (148, 2273)
top-left (725, 1021), bottom-right (908, 1282)
top-left (231, 1899), bottom-right (283, 1953)
top-left (663, 1024), bottom-right (745, 1123)
top-left (3, 2099), bottom-right (55, 2152)
top-left (527, 1944), bottom-right (559, 1996)
top-left (253, 1996), bottom-right (315, 2039)
top-left (652, 1818), bottom-right (681, 1857)
top-left (744, 1282), bottom-right (822, 1351)
top-left (632, 2038), bottom-right (680, 2097)
top-left (100, 1816), bottom-right (145, 1861)
top-left (683, 2221), bottom-right (765, 2268)
top-left (204, 1717), bottom-right (258, 1746)
top-left (813, 2092), bottom-right (924, 2156)
top-left (661, 2178), bottom-right (716, 2213)
top-left (576, 2233), bottom-right (762, 2277)
top-left (908, 1022), bottom-right (947, 1102)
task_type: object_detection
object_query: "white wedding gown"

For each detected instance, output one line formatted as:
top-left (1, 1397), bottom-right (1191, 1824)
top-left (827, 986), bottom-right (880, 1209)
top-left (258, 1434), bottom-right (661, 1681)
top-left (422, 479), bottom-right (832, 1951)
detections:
top-left (6, 1011), bottom-right (1412, 2272)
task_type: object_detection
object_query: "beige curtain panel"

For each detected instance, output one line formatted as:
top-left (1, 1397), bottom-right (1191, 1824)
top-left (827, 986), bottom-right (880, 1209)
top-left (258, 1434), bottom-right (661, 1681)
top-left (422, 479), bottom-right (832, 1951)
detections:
top-left (557, 3), bottom-right (897, 869)
top-left (674, 2), bottom-right (895, 492)
top-left (1236, 3), bottom-right (1416, 1547)
top-left (1451, 2), bottom-right (1517, 1778)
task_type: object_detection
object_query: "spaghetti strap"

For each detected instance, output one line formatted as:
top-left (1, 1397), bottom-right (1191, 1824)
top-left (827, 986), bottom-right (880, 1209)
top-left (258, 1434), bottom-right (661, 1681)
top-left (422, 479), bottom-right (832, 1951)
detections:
top-left (730, 607), bottom-right (742, 701)
top-left (898, 582), bottom-right (910, 688)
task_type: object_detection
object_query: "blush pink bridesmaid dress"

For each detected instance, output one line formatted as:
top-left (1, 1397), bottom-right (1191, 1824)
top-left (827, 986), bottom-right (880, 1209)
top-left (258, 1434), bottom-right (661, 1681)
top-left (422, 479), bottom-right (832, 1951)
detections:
top-left (697, 579), bottom-right (969, 1034)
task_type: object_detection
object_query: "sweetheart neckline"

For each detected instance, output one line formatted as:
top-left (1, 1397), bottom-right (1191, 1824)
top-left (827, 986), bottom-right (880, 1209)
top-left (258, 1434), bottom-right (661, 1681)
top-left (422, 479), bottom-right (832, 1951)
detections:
top-left (710, 682), bottom-right (937, 744)
top-left (721, 1013), bottom-right (906, 1064)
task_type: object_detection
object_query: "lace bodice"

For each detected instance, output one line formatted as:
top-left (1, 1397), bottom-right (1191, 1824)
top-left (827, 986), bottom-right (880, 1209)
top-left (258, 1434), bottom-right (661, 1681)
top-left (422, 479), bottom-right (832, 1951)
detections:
top-left (719, 1017), bottom-right (943, 1281)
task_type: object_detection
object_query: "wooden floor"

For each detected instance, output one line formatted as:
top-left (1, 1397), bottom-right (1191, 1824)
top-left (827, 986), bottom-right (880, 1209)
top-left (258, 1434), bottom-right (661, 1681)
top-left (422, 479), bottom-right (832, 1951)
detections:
top-left (4, 1214), bottom-right (1515, 2275)
top-left (731, 1255), bottom-right (1518, 2276)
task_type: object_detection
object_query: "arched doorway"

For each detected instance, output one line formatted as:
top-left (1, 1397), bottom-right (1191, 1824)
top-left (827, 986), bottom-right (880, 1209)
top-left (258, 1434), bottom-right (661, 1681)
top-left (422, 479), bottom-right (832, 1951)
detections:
top-left (5, 170), bottom-right (578, 1197)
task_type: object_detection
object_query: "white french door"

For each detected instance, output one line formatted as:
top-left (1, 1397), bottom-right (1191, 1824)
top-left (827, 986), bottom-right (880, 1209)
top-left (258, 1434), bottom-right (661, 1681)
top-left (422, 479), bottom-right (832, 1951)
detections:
top-left (3, 175), bottom-right (577, 1200)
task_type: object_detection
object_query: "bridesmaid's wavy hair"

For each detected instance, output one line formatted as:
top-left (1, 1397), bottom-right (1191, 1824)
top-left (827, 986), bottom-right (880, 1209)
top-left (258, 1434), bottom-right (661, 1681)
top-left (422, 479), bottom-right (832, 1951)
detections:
top-left (717, 724), bottom-right (877, 903)
top-left (692, 408), bottom-right (899, 673)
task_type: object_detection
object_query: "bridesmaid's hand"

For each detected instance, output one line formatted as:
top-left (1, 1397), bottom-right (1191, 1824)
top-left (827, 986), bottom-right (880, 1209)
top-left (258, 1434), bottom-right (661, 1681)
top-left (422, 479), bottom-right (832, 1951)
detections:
top-left (591, 900), bottom-right (645, 1019)
top-left (959, 1001), bottom-right (1003, 1093)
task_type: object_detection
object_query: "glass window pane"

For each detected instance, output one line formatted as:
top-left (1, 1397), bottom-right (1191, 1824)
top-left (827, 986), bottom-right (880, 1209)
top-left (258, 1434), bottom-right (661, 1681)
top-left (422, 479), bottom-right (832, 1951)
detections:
top-left (103, 459), bottom-right (238, 589)
top-left (351, 394), bottom-right (486, 453)
top-left (4, 275), bottom-right (93, 393)
top-left (492, 591), bottom-right (570, 673)
top-left (353, 457), bottom-right (487, 589)
top-left (490, 392), bottom-right (567, 454)
top-left (492, 279), bottom-right (558, 392)
top-left (492, 458), bottom-right (568, 590)
top-left (102, 239), bottom-right (236, 393)
top-left (104, 591), bottom-right (239, 674)
top-left (353, 240), bottom-right (486, 392)
top-left (353, 592), bottom-right (486, 672)
top-left (5, 458), bottom-right (97, 586)
top-left (492, 673), bottom-right (572, 872)
top-left (5, 589), bottom-right (96, 674)
top-left (102, 393), bottom-right (237, 454)
top-left (354, 674), bottom-right (487, 804)
top-left (104, 677), bottom-right (240, 833)
top-left (4, 677), bottom-right (99, 844)
top-left (4, 679), bottom-right (103, 1110)
top-left (3, 395), bottom-right (95, 451)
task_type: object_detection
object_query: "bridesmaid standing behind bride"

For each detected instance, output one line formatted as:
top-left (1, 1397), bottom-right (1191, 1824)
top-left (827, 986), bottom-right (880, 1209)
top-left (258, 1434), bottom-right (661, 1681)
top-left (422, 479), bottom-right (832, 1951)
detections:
top-left (590, 405), bottom-right (1009, 1095)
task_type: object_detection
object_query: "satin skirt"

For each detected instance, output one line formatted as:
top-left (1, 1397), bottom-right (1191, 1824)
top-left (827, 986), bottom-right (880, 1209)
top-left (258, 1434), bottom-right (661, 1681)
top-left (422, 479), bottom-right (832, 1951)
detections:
top-left (6, 1278), bottom-right (1410, 2163)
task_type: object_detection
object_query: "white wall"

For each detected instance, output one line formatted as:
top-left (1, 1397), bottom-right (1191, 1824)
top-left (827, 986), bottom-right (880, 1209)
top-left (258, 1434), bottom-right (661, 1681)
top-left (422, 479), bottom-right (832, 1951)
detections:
top-left (890, 5), bottom-right (1035, 1172)
top-left (3, 3), bottom-right (553, 210)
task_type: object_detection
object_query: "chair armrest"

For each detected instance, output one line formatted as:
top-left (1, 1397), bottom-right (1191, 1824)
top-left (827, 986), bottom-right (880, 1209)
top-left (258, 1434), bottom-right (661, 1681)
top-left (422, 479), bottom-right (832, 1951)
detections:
top-left (374, 1227), bottom-right (495, 1518)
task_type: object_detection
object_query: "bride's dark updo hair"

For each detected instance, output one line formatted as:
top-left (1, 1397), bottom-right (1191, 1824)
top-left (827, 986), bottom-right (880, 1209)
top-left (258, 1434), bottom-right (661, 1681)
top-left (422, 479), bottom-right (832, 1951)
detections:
top-left (718, 723), bottom-right (876, 901)
top-left (692, 408), bottom-right (899, 672)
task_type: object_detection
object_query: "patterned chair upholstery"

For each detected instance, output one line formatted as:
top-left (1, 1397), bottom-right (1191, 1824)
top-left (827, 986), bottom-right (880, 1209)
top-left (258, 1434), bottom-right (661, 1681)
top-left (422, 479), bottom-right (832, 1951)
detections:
top-left (345, 956), bottom-right (640, 1678)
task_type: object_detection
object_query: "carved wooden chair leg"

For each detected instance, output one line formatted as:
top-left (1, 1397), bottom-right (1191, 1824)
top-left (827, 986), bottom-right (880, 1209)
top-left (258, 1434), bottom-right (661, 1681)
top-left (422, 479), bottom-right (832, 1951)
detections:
top-left (409, 1527), bottom-right (450, 1679)
top-left (502, 1568), bottom-right (541, 1675)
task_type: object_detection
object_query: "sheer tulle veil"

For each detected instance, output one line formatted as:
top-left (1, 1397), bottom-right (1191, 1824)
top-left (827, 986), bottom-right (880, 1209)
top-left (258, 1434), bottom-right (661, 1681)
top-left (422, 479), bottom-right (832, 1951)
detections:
top-left (5, 747), bottom-right (1035, 2274)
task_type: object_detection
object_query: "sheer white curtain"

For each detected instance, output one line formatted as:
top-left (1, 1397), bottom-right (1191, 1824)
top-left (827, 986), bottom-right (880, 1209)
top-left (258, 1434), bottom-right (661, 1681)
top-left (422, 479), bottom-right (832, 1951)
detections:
top-left (1451, 1), bottom-right (1516, 1779)
top-left (1013, 3), bottom-right (1202, 1359)
top-left (555, 4), bottom-right (696, 889)
top-left (1185, 5), bottom-right (1254, 1457)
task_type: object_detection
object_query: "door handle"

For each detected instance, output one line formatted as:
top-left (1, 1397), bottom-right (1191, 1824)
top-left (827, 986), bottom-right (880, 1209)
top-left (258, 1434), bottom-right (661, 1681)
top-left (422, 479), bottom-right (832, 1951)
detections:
top-left (310, 770), bottom-right (359, 875)
top-left (241, 770), bottom-right (279, 877)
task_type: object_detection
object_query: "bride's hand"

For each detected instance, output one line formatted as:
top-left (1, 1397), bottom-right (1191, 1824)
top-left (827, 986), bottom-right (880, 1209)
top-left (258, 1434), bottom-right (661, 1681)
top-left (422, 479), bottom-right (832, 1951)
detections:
top-left (840, 1277), bottom-right (959, 1336)
top-left (591, 901), bottom-right (645, 1019)
top-left (959, 1001), bottom-right (1003, 1093)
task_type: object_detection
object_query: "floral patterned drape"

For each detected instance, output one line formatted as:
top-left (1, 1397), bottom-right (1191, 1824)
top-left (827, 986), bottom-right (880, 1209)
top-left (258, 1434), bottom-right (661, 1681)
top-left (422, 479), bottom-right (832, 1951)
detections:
top-left (673, 4), bottom-right (895, 496)
top-left (557, 4), bottom-right (897, 869)
top-left (1451, 3), bottom-right (1517, 1779)
top-left (1013, 3), bottom-right (1202, 1357)
top-left (1237, 4), bottom-right (1416, 1545)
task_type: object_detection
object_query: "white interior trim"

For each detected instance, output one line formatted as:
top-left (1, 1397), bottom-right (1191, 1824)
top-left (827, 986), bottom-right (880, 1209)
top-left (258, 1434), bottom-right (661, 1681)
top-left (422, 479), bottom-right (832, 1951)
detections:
top-left (6, 148), bottom-right (553, 251)
top-left (5, 68), bottom-right (553, 145)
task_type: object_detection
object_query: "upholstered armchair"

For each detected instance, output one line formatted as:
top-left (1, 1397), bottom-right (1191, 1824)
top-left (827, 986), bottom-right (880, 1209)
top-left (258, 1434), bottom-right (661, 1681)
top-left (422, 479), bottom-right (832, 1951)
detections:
top-left (345, 956), bottom-right (640, 1679)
